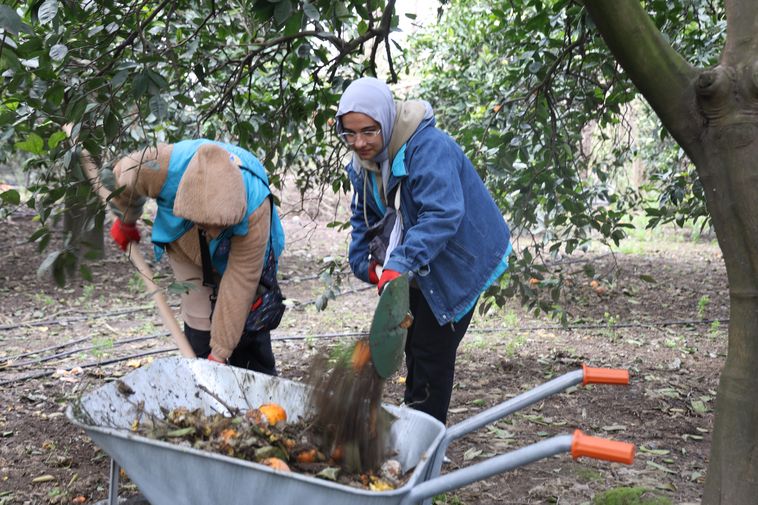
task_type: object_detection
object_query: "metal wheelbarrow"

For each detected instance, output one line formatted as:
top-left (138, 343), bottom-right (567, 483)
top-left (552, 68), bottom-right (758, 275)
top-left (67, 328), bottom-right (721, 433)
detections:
top-left (66, 357), bottom-right (634, 505)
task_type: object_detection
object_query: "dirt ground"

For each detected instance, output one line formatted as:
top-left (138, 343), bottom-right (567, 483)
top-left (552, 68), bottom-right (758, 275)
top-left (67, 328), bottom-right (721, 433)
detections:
top-left (0, 192), bottom-right (727, 505)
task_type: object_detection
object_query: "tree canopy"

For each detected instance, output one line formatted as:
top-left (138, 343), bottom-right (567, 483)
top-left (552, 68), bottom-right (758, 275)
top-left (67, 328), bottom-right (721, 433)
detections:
top-left (409, 0), bottom-right (725, 316)
top-left (0, 0), bottom-right (401, 282)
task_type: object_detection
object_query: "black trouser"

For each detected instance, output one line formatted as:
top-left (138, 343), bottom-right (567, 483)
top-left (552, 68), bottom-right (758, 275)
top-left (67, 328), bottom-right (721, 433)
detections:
top-left (184, 323), bottom-right (277, 376)
top-left (403, 287), bottom-right (475, 425)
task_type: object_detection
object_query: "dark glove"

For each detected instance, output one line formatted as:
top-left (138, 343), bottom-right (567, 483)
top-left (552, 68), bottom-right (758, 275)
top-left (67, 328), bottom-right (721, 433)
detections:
top-left (368, 260), bottom-right (381, 285)
top-left (377, 269), bottom-right (401, 295)
top-left (207, 353), bottom-right (227, 364)
top-left (109, 218), bottom-right (140, 251)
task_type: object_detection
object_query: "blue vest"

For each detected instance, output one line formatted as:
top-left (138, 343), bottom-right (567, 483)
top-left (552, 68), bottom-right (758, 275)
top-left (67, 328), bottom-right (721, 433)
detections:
top-left (151, 139), bottom-right (285, 274)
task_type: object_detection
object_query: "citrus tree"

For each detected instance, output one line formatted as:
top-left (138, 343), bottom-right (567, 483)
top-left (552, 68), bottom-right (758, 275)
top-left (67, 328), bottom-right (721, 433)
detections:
top-left (0, 0), bottom-right (400, 282)
top-left (412, 0), bottom-right (753, 501)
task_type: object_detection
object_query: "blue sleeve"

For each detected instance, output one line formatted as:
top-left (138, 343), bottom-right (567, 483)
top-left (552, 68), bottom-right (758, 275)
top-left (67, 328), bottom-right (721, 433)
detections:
top-left (347, 166), bottom-right (373, 283)
top-left (384, 136), bottom-right (465, 274)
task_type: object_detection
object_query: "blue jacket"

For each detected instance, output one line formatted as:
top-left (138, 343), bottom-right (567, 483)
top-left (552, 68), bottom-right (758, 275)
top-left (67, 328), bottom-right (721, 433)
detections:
top-left (151, 139), bottom-right (285, 273)
top-left (347, 119), bottom-right (511, 325)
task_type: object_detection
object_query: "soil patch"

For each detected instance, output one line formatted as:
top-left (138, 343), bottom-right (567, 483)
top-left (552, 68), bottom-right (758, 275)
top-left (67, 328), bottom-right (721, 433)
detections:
top-left (0, 205), bottom-right (726, 504)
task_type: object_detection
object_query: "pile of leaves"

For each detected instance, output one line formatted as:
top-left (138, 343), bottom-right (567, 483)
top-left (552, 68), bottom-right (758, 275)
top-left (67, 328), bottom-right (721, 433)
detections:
top-left (131, 400), bottom-right (405, 492)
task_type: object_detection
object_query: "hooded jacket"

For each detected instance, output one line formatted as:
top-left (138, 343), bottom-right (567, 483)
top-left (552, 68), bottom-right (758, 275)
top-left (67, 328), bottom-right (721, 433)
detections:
top-left (343, 101), bottom-right (511, 326)
top-left (109, 140), bottom-right (285, 360)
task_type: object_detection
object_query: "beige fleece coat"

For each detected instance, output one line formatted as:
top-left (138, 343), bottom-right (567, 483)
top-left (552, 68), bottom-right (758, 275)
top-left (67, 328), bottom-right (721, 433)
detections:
top-left (109, 145), bottom-right (269, 361)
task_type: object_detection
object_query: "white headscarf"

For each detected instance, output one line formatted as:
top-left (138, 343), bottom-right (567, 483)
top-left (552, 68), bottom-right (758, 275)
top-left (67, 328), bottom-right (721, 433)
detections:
top-left (336, 77), bottom-right (396, 163)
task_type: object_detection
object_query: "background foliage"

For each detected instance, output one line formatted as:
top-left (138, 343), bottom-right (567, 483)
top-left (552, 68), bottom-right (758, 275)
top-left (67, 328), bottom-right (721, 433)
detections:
top-left (0, 0), bottom-right (725, 317)
top-left (409, 0), bottom-right (724, 317)
top-left (1, 0), bottom-right (401, 283)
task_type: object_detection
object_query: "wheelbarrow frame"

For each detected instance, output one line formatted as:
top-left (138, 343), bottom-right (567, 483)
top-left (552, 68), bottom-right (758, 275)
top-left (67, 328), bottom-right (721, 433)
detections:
top-left (67, 358), bottom-right (632, 505)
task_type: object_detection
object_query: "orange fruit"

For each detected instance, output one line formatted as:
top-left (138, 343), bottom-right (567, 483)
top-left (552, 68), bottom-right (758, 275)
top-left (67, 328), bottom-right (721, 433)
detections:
top-left (294, 447), bottom-right (319, 464)
top-left (351, 339), bottom-right (372, 370)
top-left (262, 457), bottom-right (290, 472)
top-left (258, 403), bottom-right (287, 425)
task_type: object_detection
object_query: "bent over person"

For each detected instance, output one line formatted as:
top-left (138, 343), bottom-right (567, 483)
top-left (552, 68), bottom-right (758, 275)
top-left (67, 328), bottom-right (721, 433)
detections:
top-left (98, 140), bottom-right (285, 373)
top-left (336, 77), bottom-right (512, 424)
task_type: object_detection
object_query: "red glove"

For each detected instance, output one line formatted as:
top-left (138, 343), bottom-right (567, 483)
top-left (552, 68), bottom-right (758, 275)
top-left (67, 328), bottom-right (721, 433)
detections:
top-left (110, 218), bottom-right (140, 251)
top-left (368, 260), bottom-right (380, 284)
top-left (377, 269), bottom-right (401, 295)
top-left (207, 353), bottom-right (227, 364)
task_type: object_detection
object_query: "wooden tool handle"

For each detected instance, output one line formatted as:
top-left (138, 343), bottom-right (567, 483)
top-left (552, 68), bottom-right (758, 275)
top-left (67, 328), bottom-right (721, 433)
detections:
top-left (74, 134), bottom-right (195, 358)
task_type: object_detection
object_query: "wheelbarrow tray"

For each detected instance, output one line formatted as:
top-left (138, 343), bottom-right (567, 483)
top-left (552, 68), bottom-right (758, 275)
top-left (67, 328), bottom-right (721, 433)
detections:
top-left (67, 356), bottom-right (447, 505)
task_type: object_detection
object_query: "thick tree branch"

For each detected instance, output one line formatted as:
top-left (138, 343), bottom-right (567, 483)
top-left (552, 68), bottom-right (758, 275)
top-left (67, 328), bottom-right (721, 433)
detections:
top-left (723, 0), bottom-right (758, 63)
top-left (583, 0), bottom-right (699, 146)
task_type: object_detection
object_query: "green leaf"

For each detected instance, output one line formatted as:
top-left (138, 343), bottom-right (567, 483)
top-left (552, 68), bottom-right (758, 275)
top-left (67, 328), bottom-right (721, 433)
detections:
top-left (111, 69), bottom-right (129, 88)
top-left (45, 82), bottom-right (65, 105)
top-left (149, 96), bottom-right (168, 120)
top-left (166, 427), bottom-right (196, 437)
top-left (16, 133), bottom-right (45, 154)
top-left (1, 189), bottom-right (20, 205)
top-left (49, 43), bottom-right (67, 61)
top-left (146, 69), bottom-right (169, 90)
top-left (38, 0), bottom-right (59, 25)
top-left (273, 0), bottom-right (292, 25)
top-left (0, 5), bottom-right (32, 35)
top-left (132, 73), bottom-right (149, 98)
top-left (104, 111), bottom-right (120, 141)
top-left (48, 131), bottom-right (67, 149)
top-left (303, 2), bottom-right (319, 21)
top-left (316, 467), bottom-right (340, 481)
top-left (283, 10), bottom-right (303, 36)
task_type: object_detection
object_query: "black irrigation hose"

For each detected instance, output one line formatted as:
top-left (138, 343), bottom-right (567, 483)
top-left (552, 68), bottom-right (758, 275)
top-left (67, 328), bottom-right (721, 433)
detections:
top-left (2, 317), bottom-right (729, 371)
top-left (0, 347), bottom-right (175, 387)
top-left (3, 335), bottom-right (93, 362)
top-left (0, 281), bottom-right (367, 331)
top-left (0, 304), bottom-right (158, 331)
top-left (490, 317), bottom-right (730, 332)
top-left (0, 317), bottom-right (730, 387)
top-left (3, 331), bottom-right (171, 369)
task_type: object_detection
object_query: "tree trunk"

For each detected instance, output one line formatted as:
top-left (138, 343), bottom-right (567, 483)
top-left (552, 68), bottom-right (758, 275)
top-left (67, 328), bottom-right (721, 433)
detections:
top-left (694, 66), bottom-right (758, 504)
top-left (583, 1), bottom-right (758, 502)
top-left (63, 182), bottom-right (105, 274)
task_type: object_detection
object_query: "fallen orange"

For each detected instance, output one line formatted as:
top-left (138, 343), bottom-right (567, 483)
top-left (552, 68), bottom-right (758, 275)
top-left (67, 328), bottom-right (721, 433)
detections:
top-left (294, 447), bottom-right (319, 464)
top-left (259, 403), bottom-right (287, 425)
top-left (262, 457), bottom-right (290, 472)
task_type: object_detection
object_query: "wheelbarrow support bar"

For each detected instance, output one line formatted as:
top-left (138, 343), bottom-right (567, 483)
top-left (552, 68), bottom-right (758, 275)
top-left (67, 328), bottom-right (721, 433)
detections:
top-left (402, 431), bottom-right (634, 505)
top-left (422, 365), bottom-right (630, 502)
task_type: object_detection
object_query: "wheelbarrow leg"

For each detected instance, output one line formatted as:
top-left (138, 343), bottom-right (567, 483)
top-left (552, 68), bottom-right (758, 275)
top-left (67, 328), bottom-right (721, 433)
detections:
top-left (108, 458), bottom-right (120, 505)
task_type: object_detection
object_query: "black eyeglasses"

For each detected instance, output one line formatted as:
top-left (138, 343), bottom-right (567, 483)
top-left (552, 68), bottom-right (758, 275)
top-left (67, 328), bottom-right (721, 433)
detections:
top-left (338, 128), bottom-right (382, 145)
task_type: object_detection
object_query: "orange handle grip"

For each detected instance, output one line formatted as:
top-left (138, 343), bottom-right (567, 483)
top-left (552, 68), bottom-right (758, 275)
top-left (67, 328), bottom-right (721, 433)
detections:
top-left (571, 429), bottom-right (635, 465)
top-left (582, 364), bottom-right (629, 385)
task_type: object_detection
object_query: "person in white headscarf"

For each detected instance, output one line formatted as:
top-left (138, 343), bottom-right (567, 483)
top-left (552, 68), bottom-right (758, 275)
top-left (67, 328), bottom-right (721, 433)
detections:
top-left (336, 77), bottom-right (512, 424)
